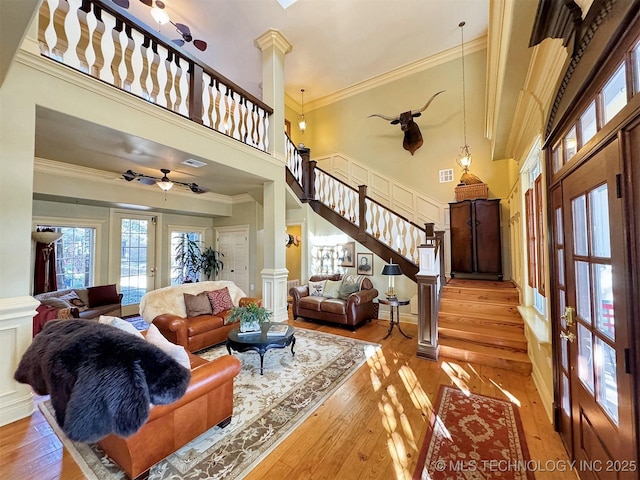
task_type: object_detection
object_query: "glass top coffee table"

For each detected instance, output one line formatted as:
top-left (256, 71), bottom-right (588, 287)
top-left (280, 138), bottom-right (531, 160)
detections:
top-left (226, 322), bottom-right (296, 375)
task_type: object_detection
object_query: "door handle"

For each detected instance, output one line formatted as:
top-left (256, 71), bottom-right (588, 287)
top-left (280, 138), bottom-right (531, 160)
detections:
top-left (560, 331), bottom-right (575, 343)
top-left (561, 306), bottom-right (575, 327)
top-left (149, 267), bottom-right (156, 278)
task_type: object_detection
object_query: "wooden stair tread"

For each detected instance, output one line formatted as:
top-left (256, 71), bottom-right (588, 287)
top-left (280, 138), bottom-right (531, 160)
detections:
top-left (439, 339), bottom-right (531, 375)
top-left (440, 288), bottom-right (520, 305)
top-left (437, 310), bottom-right (525, 326)
top-left (438, 320), bottom-right (526, 341)
top-left (439, 297), bottom-right (521, 313)
top-left (446, 279), bottom-right (517, 289)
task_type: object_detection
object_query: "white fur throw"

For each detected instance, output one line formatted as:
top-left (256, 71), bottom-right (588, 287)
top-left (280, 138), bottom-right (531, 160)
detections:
top-left (139, 281), bottom-right (247, 324)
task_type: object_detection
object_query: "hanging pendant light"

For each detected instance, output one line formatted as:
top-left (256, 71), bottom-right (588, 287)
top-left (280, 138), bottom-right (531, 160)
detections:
top-left (298, 88), bottom-right (307, 134)
top-left (456, 21), bottom-right (472, 178)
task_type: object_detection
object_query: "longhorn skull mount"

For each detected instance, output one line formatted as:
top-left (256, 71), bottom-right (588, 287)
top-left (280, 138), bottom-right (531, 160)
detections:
top-left (369, 90), bottom-right (445, 155)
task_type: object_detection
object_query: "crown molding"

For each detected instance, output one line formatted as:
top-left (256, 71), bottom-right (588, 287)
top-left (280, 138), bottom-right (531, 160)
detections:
top-left (305, 36), bottom-right (487, 111)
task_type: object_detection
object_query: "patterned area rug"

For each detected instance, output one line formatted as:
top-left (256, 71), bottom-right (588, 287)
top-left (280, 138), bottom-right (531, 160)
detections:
top-left (40, 328), bottom-right (378, 479)
top-left (413, 385), bottom-right (534, 480)
top-left (122, 314), bottom-right (148, 331)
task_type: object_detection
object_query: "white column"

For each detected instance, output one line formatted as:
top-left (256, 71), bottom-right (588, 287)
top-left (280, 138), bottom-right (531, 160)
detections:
top-left (254, 29), bottom-right (291, 321)
top-left (254, 28), bottom-right (292, 161)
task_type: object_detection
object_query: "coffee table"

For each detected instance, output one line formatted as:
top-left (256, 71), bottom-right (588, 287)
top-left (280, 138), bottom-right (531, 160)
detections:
top-left (226, 322), bottom-right (295, 375)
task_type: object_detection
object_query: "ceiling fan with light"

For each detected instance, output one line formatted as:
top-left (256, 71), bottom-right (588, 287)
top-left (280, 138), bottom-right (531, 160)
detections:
top-left (110, 0), bottom-right (208, 51)
top-left (122, 168), bottom-right (208, 193)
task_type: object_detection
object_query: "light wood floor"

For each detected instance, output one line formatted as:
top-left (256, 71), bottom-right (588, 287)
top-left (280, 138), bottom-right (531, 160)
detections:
top-left (0, 317), bottom-right (574, 480)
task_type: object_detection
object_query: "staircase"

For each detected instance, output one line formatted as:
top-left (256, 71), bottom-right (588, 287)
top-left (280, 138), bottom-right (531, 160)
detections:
top-left (438, 279), bottom-right (531, 374)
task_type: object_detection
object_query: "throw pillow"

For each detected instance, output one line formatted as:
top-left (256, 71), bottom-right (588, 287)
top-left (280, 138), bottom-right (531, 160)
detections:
top-left (59, 291), bottom-right (89, 312)
top-left (99, 315), bottom-right (145, 339)
top-left (308, 280), bottom-right (327, 296)
top-left (145, 324), bottom-right (191, 370)
top-left (338, 280), bottom-right (361, 300)
top-left (342, 273), bottom-right (365, 289)
top-left (323, 279), bottom-right (342, 299)
top-left (87, 284), bottom-right (120, 307)
top-left (184, 291), bottom-right (213, 317)
top-left (208, 287), bottom-right (235, 315)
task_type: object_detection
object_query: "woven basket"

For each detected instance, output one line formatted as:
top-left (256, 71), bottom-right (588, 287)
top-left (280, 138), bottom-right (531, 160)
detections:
top-left (455, 183), bottom-right (489, 201)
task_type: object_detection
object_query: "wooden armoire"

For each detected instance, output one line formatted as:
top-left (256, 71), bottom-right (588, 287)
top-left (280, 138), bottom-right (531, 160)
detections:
top-left (449, 199), bottom-right (502, 280)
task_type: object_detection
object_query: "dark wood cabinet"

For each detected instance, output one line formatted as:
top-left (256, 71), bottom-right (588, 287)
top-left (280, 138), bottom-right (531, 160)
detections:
top-left (449, 199), bottom-right (502, 280)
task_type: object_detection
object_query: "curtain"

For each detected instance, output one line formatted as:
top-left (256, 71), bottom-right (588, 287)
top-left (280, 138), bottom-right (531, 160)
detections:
top-left (34, 242), bottom-right (58, 294)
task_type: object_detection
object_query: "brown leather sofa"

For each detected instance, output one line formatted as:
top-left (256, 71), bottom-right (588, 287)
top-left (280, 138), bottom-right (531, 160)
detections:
top-left (98, 351), bottom-right (242, 480)
top-left (139, 281), bottom-right (261, 353)
top-left (290, 274), bottom-right (378, 330)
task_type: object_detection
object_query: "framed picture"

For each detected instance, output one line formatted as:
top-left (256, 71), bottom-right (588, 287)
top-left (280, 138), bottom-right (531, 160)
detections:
top-left (339, 242), bottom-right (355, 267)
top-left (357, 253), bottom-right (373, 275)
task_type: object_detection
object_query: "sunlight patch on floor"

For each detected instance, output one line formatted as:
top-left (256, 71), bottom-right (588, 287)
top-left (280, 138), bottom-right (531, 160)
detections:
top-left (489, 378), bottom-right (521, 406)
top-left (441, 361), bottom-right (470, 394)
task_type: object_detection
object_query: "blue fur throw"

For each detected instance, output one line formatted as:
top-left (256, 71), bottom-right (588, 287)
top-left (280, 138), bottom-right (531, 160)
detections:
top-left (14, 319), bottom-right (191, 443)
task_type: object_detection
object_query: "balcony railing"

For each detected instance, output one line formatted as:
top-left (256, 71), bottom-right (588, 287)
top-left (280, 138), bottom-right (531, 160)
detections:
top-left (38, 0), bottom-right (272, 152)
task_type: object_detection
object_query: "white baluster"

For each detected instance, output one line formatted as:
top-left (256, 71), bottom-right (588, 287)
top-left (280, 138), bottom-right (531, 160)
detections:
top-left (129, 29), bottom-right (145, 98)
top-left (98, 12), bottom-right (115, 84)
top-left (62, 0), bottom-right (82, 70)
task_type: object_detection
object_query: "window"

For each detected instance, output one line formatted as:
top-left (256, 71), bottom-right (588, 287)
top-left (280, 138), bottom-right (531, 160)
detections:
top-left (37, 225), bottom-right (96, 289)
top-left (602, 63), bottom-right (627, 124)
top-left (524, 163), bottom-right (546, 315)
top-left (170, 229), bottom-right (204, 285)
top-left (564, 126), bottom-right (577, 162)
top-left (579, 101), bottom-right (597, 146)
top-left (633, 40), bottom-right (640, 94)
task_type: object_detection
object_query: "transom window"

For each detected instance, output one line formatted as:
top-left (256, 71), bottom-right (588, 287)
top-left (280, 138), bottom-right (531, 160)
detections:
top-left (552, 38), bottom-right (640, 174)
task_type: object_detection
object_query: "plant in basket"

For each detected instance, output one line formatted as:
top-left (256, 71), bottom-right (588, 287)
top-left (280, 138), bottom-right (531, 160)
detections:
top-left (227, 303), bottom-right (272, 333)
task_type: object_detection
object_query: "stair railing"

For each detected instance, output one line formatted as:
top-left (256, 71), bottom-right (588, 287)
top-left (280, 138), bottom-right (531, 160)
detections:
top-left (38, 0), bottom-right (272, 152)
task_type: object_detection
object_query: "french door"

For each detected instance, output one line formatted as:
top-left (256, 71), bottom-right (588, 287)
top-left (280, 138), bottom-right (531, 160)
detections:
top-left (111, 212), bottom-right (157, 317)
top-left (553, 139), bottom-right (636, 478)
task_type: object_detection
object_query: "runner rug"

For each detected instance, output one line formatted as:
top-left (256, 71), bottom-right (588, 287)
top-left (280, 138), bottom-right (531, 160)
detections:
top-left (413, 385), bottom-right (534, 480)
top-left (40, 328), bottom-right (379, 480)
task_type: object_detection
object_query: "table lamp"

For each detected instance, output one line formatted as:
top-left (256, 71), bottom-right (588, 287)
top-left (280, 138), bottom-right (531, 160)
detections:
top-left (381, 260), bottom-right (402, 299)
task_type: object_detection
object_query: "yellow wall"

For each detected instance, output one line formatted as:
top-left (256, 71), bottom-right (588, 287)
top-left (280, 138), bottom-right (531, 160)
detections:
top-left (285, 224), bottom-right (302, 283)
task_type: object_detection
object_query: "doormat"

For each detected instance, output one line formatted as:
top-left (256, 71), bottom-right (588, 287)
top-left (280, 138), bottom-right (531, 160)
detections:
top-left (413, 385), bottom-right (534, 480)
top-left (40, 328), bottom-right (379, 479)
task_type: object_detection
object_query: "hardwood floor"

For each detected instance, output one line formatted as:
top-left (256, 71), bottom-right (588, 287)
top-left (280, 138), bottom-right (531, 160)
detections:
top-left (0, 316), bottom-right (573, 480)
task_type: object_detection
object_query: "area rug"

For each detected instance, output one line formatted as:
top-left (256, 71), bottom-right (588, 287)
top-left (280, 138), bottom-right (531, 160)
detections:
top-left (122, 314), bottom-right (148, 331)
top-left (413, 385), bottom-right (534, 480)
top-left (40, 328), bottom-right (379, 479)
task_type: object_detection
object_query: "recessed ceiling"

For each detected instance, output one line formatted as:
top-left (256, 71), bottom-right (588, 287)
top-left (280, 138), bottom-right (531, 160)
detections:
top-left (34, 108), bottom-right (268, 197)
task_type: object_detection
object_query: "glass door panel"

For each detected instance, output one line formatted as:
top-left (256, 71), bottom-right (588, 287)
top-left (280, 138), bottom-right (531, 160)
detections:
top-left (111, 213), bottom-right (156, 317)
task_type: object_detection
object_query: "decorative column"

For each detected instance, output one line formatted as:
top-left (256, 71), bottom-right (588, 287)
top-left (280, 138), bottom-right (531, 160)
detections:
top-left (254, 28), bottom-right (292, 161)
top-left (254, 29), bottom-right (292, 322)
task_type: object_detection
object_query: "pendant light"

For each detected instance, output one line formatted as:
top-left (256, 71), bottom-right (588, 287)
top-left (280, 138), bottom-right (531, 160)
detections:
top-left (298, 88), bottom-right (307, 134)
top-left (456, 21), bottom-right (472, 176)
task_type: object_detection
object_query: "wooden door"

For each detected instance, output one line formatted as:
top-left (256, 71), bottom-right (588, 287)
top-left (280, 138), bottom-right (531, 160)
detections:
top-left (557, 139), bottom-right (636, 478)
top-left (449, 201), bottom-right (474, 273)
top-left (474, 199), bottom-right (502, 275)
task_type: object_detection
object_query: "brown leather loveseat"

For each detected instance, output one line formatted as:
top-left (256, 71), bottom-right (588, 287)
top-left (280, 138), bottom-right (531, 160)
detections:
top-left (290, 274), bottom-right (378, 330)
top-left (98, 351), bottom-right (241, 479)
top-left (139, 281), bottom-right (261, 352)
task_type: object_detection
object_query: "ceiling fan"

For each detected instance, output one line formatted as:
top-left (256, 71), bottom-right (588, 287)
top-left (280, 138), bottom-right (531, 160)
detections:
top-left (110, 0), bottom-right (208, 51)
top-left (122, 168), bottom-right (208, 194)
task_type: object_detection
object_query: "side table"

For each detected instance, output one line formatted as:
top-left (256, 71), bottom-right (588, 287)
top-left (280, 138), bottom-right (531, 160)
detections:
top-left (377, 297), bottom-right (412, 339)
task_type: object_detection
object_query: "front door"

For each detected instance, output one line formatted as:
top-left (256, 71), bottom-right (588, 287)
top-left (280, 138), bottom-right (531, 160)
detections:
top-left (554, 139), bottom-right (636, 478)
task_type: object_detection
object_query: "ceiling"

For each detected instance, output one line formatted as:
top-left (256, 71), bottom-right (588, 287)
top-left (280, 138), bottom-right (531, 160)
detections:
top-left (114, 0), bottom-right (489, 104)
top-left (34, 0), bottom-right (501, 200)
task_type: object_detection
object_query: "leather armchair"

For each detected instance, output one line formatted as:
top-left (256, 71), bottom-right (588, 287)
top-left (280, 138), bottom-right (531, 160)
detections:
top-left (98, 352), bottom-right (241, 480)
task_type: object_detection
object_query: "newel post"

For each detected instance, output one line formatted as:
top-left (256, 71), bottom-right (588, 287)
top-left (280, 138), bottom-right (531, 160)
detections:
top-left (357, 185), bottom-right (367, 242)
top-left (299, 146), bottom-right (314, 201)
top-left (416, 239), bottom-right (441, 362)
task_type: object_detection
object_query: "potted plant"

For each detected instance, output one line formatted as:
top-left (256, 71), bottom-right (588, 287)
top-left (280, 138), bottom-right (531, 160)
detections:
top-left (227, 303), bottom-right (272, 333)
top-left (174, 234), bottom-right (224, 283)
